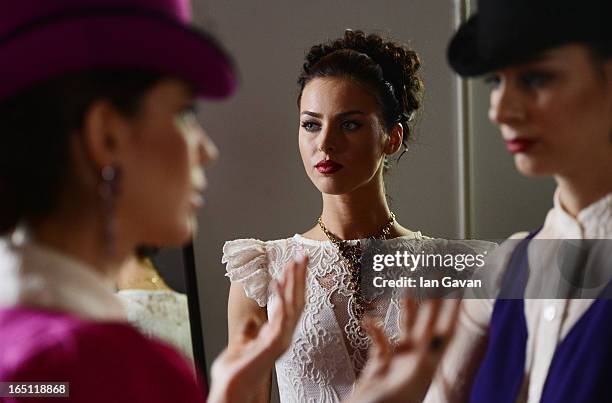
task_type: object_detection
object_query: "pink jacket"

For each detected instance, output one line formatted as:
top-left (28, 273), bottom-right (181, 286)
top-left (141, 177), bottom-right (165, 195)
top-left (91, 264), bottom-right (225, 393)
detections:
top-left (0, 307), bottom-right (206, 403)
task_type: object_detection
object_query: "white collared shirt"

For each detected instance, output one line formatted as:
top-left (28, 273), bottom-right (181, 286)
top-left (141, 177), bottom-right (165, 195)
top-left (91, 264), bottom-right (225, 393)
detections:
top-left (0, 230), bottom-right (126, 322)
top-left (425, 188), bottom-right (612, 403)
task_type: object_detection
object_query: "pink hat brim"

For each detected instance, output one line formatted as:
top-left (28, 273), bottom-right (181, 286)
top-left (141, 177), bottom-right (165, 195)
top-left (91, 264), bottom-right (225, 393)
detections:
top-left (0, 13), bottom-right (237, 101)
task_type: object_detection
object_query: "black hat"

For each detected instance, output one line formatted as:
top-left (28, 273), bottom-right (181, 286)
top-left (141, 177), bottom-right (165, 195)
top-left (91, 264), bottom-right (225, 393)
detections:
top-left (448, 0), bottom-right (611, 77)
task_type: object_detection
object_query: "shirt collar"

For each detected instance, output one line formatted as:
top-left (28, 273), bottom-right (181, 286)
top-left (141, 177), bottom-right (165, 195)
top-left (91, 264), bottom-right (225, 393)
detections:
top-left (0, 229), bottom-right (126, 321)
top-left (540, 188), bottom-right (612, 239)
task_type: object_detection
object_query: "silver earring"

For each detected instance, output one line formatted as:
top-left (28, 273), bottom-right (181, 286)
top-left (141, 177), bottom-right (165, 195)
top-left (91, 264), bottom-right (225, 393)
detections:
top-left (98, 165), bottom-right (121, 257)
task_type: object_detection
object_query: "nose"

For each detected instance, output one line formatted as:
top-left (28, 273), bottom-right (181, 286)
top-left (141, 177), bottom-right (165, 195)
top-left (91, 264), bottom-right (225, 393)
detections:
top-left (488, 79), bottom-right (526, 125)
top-left (318, 124), bottom-right (339, 153)
top-left (197, 127), bottom-right (219, 167)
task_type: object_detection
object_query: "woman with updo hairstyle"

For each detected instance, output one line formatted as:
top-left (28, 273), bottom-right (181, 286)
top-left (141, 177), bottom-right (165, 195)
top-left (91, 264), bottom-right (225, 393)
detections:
top-left (0, 1), bottom-right (308, 402)
top-left (224, 30), bottom-right (493, 403)
top-left (297, 29), bottom-right (424, 166)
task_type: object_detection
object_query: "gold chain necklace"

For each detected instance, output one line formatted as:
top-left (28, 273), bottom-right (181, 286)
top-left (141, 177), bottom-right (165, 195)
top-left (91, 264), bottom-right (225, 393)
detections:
top-left (317, 212), bottom-right (396, 321)
top-left (139, 257), bottom-right (164, 290)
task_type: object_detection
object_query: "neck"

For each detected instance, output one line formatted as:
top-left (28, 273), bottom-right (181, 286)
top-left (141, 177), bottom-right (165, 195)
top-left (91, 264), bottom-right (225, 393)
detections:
top-left (28, 204), bottom-right (132, 281)
top-left (319, 177), bottom-right (394, 240)
top-left (555, 163), bottom-right (612, 217)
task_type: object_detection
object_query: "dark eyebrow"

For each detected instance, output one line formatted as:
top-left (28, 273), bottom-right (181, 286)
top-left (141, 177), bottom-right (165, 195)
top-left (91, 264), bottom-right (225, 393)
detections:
top-left (300, 110), bottom-right (365, 118)
top-left (301, 111), bottom-right (322, 118)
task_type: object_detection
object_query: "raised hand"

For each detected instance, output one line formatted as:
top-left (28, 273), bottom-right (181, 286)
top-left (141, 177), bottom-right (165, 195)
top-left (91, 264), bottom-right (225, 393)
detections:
top-left (347, 299), bottom-right (461, 403)
top-left (208, 255), bottom-right (308, 403)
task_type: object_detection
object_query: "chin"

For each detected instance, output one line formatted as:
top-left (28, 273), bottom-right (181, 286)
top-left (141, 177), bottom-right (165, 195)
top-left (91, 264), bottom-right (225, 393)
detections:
top-left (313, 180), bottom-right (355, 196)
top-left (172, 217), bottom-right (196, 245)
top-left (142, 219), bottom-right (194, 248)
top-left (513, 155), bottom-right (552, 177)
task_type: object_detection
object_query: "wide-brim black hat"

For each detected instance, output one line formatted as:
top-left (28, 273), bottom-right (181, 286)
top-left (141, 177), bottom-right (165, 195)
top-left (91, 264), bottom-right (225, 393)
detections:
top-left (448, 0), bottom-right (611, 77)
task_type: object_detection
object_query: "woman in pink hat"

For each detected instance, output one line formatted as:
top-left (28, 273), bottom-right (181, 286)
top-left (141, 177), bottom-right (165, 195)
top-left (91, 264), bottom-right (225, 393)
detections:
top-left (0, 1), bottom-right (307, 402)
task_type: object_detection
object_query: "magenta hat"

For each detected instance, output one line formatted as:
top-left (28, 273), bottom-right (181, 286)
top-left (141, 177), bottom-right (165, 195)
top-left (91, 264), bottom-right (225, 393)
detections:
top-left (0, 0), bottom-right (237, 102)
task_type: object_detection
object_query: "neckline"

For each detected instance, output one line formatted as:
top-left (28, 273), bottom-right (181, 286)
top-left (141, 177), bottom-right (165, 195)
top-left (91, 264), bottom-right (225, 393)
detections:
top-left (292, 231), bottom-right (423, 247)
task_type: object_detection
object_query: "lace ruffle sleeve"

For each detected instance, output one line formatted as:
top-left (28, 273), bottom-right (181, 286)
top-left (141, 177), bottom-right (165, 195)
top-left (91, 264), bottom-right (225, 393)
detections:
top-left (222, 239), bottom-right (270, 307)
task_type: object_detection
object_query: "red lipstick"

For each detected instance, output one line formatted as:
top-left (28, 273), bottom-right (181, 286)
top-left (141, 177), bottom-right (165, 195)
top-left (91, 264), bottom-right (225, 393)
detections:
top-left (315, 160), bottom-right (343, 174)
top-left (505, 138), bottom-right (537, 154)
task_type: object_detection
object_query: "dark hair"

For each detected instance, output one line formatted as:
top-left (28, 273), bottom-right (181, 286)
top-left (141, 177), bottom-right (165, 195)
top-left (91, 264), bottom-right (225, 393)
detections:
top-left (588, 39), bottom-right (612, 59)
top-left (297, 30), bottom-right (424, 164)
top-left (587, 40), bottom-right (612, 77)
top-left (0, 70), bottom-right (164, 235)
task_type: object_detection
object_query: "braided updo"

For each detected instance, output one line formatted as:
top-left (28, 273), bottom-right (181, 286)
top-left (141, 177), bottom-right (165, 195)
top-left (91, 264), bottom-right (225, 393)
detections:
top-left (297, 30), bottom-right (424, 153)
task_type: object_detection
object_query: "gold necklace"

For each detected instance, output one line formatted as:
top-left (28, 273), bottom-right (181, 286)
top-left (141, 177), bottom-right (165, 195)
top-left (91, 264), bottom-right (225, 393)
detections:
top-left (317, 212), bottom-right (396, 321)
top-left (139, 257), bottom-right (164, 290)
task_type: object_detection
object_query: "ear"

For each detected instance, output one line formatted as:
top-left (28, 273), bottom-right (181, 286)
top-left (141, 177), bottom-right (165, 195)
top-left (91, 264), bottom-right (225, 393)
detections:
top-left (80, 100), bottom-right (132, 171)
top-left (384, 122), bottom-right (404, 155)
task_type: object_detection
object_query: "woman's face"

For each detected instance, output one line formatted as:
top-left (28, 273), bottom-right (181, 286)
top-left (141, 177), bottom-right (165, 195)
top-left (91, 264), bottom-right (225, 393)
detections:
top-left (299, 77), bottom-right (391, 196)
top-left (119, 78), bottom-right (217, 246)
top-left (488, 43), bottom-right (612, 177)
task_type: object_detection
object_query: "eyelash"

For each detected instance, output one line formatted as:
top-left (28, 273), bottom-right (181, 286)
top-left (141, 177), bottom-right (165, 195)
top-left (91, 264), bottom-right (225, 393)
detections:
top-left (301, 121), bottom-right (320, 132)
top-left (300, 120), bottom-right (362, 132)
top-left (342, 121), bottom-right (361, 131)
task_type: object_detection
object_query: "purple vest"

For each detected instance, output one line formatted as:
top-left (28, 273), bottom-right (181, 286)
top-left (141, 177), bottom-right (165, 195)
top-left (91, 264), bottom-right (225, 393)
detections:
top-left (470, 232), bottom-right (612, 402)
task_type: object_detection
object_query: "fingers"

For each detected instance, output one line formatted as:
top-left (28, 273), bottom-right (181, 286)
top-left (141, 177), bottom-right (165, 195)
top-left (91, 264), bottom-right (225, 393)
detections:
top-left (363, 318), bottom-right (391, 375)
top-left (283, 260), bottom-right (296, 320)
top-left (271, 279), bottom-right (287, 326)
top-left (417, 299), bottom-right (442, 343)
top-left (436, 299), bottom-right (461, 337)
top-left (419, 299), bottom-right (461, 376)
top-left (276, 254), bottom-right (307, 322)
top-left (404, 298), bottom-right (418, 334)
top-left (398, 298), bottom-right (458, 354)
top-left (281, 254), bottom-right (308, 320)
top-left (364, 318), bottom-right (390, 359)
top-left (263, 254), bottom-right (309, 351)
top-left (292, 254), bottom-right (308, 314)
top-left (397, 298), bottom-right (418, 351)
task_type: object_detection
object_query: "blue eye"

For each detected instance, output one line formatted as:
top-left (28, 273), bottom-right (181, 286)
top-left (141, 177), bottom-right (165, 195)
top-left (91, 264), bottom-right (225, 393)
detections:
top-left (342, 120), bottom-right (361, 131)
top-left (301, 121), bottom-right (320, 132)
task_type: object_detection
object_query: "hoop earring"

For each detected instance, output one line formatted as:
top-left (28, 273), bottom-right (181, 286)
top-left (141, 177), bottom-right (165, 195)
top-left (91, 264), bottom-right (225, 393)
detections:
top-left (98, 165), bottom-right (122, 257)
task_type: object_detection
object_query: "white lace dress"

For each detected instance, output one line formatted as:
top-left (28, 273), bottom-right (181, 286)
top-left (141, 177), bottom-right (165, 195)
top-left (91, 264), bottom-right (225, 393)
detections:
top-left (116, 289), bottom-right (194, 363)
top-left (223, 232), bottom-right (428, 403)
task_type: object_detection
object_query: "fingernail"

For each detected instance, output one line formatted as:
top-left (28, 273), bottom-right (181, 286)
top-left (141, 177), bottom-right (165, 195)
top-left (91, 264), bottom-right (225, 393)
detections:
top-left (294, 252), bottom-right (306, 264)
